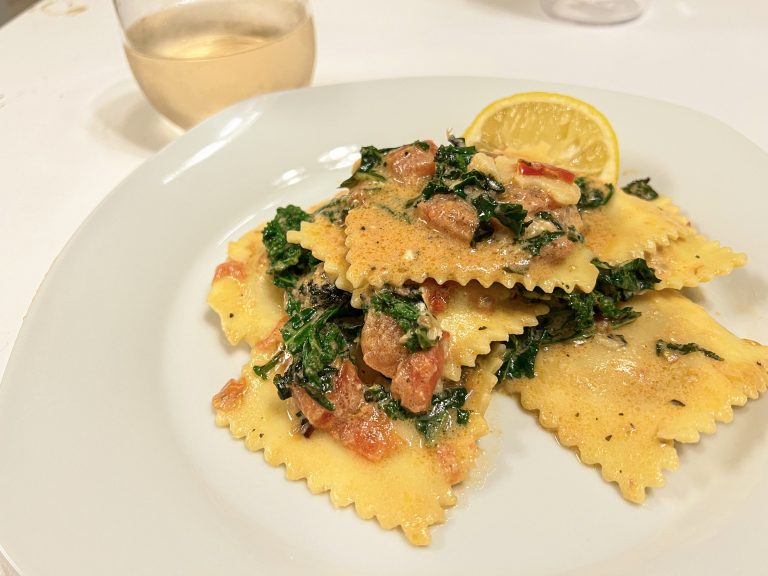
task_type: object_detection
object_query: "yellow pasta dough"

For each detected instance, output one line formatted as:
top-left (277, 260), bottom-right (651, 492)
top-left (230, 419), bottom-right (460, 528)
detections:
top-left (435, 282), bottom-right (547, 380)
top-left (345, 204), bottom-right (599, 293)
top-left (582, 191), bottom-right (692, 263)
top-left (647, 233), bottom-right (747, 289)
top-left (287, 214), bottom-right (355, 291)
top-left (213, 346), bottom-right (504, 545)
top-left (502, 290), bottom-right (768, 503)
top-left (207, 229), bottom-right (286, 348)
top-left (208, 120), bottom-right (765, 546)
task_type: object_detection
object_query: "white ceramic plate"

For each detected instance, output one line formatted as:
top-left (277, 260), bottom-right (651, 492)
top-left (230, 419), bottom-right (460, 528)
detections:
top-left (1, 78), bottom-right (767, 576)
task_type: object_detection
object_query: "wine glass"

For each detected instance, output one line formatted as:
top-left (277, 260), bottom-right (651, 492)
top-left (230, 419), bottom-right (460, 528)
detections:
top-left (113, 0), bottom-right (316, 129)
top-left (541, 0), bottom-right (648, 24)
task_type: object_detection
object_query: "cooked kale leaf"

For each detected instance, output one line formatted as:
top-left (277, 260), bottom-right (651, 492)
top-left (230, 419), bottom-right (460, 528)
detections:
top-left (256, 279), bottom-right (363, 411)
top-left (499, 258), bottom-right (660, 380)
top-left (340, 145), bottom-right (393, 188)
top-left (592, 257), bottom-right (660, 301)
top-left (313, 195), bottom-right (351, 225)
top-left (412, 139), bottom-right (503, 206)
top-left (495, 202), bottom-right (529, 234)
top-left (623, 178), bottom-right (659, 201)
top-left (252, 354), bottom-right (283, 379)
top-left (369, 288), bottom-right (439, 351)
top-left (520, 231), bottom-right (564, 256)
top-left (497, 327), bottom-right (543, 380)
top-left (656, 340), bottom-right (723, 361)
top-left (434, 140), bottom-right (478, 179)
top-left (471, 194), bottom-right (528, 244)
top-left (575, 176), bottom-right (615, 209)
top-left (533, 211), bottom-right (585, 243)
top-left (363, 384), bottom-right (470, 443)
top-left (279, 304), bottom-right (348, 410)
top-left (262, 205), bottom-right (319, 289)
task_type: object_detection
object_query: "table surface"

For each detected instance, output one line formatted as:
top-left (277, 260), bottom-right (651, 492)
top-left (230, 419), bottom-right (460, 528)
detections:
top-left (0, 1), bottom-right (767, 572)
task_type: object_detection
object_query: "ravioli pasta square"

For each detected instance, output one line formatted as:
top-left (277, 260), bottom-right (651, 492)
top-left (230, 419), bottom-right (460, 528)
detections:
top-left (209, 116), bottom-right (765, 546)
top-left (647, 233), bottom-right (747, 290)
top-left (435, 282), bottom-right (547, 381)
top-left (502, 290), bottom-right (768, 503)
top-left (345, 204), bottom-right (599, 293)
top-left (207, 229), bottom-right (286, 349)
top-left (286, 214), bottom-right (355, 291)
top-left (213, 346), bottom-right (504, 545)
top-left (582, 190), bottom-right (692, 263)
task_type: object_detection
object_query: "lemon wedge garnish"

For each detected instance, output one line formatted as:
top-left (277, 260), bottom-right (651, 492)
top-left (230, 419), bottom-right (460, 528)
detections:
top-left (463, 92), bottom-right (620, 183)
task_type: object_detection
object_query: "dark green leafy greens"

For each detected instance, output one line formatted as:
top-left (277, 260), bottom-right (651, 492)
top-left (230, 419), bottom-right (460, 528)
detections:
top-left (363, 384), bottom-right (470, 443)
top-left (369, 287), bottom-right (439, 352)
top-left (471, 194), bottom-right (528, 244)
top-left (592, 257), bottom-right (661, 301)
top-left (496, 328), bottom-right (543, 380)
top-left (575, 176), bottom-right (615, 209)
top-left (623, 178), bottom-right (659, 201)
top-left (256, 279), bottom-right (363, 411)
top-left (262, 205), bottom-right (319, 289)
top-left (498, 258), bottom-right (661, 381)
top-left (339, 145), bottom-right (393, 189)
top-left (520, 231), bottom-right (564, 256)
top-left (655, 340), bottom-right (723, 361)
top-left (313, 195), bottom-right (351, 225)
top-left (411, 137), bottom-right (503, 205)
top-left (518, 212), bottom-right (585, 256)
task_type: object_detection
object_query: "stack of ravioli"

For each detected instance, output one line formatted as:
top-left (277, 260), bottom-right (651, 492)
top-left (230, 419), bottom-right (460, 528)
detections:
top-left (207, 140), bottom-right (768, 545)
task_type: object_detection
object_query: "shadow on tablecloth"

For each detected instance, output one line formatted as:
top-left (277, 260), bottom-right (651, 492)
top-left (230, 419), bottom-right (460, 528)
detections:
top-left (90, 80), bottom-right (181, 155)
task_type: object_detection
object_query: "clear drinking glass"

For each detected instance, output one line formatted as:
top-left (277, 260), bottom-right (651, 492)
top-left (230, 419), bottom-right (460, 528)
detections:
top-left (541, 0), bottom-right (648, 24)
top-left (113, 0), bottom-right (316, 129)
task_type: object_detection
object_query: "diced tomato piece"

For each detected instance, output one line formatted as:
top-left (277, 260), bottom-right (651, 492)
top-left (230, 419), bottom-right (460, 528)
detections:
top-left (253, 316), bottom-right (288, 353)
top-left (361, 311), bottom-right (409, 378)
top-left (517, 159), bottom-right (576, 184)
top-left (391, 334), bottom-right (448, 413)
top-left (422, 280), bottom-right (451, 314)
top-left (212, 260), bottom-right (246, 282)
top-left (211, 377), bottom-right (248, 412)
top-left (292, 360), bottom-right (400, 462)
top-left (435, 440), bottom-right (479, 485)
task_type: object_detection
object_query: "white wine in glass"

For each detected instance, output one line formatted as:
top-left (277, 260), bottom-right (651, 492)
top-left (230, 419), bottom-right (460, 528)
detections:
top-left (116, 0), bottom-right (315, 129)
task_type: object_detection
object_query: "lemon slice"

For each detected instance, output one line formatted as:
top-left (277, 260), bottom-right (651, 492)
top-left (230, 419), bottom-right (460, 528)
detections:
top-left (463, 92), bottom-right (620, 183)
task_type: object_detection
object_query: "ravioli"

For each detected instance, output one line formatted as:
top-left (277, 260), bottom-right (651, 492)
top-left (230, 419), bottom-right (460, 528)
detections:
top-left (209, 215), bottom-right (507, 544)
top-left (435, 282), bottom-right (547, 380)
top-left (207, 229), bottom-right (285, 349)
top-left (287, 214), bottom-right (354, 291)
top-left (213, 346), bottom-right (504, 545)
top-left (582, 191), bottom-right (691, 263)
top-left (345, 204), bottom-right (599, 292)
top-left (209, 125), bottom-right (763, 544)
top-left (647, 233), bottom-right (747, 290)
top-left (502, 290), bottom-right (768, 503)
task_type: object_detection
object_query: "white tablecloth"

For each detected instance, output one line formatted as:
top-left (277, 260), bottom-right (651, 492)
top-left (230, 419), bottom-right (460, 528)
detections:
top-left (0, 0), bottom-right (767, 572)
